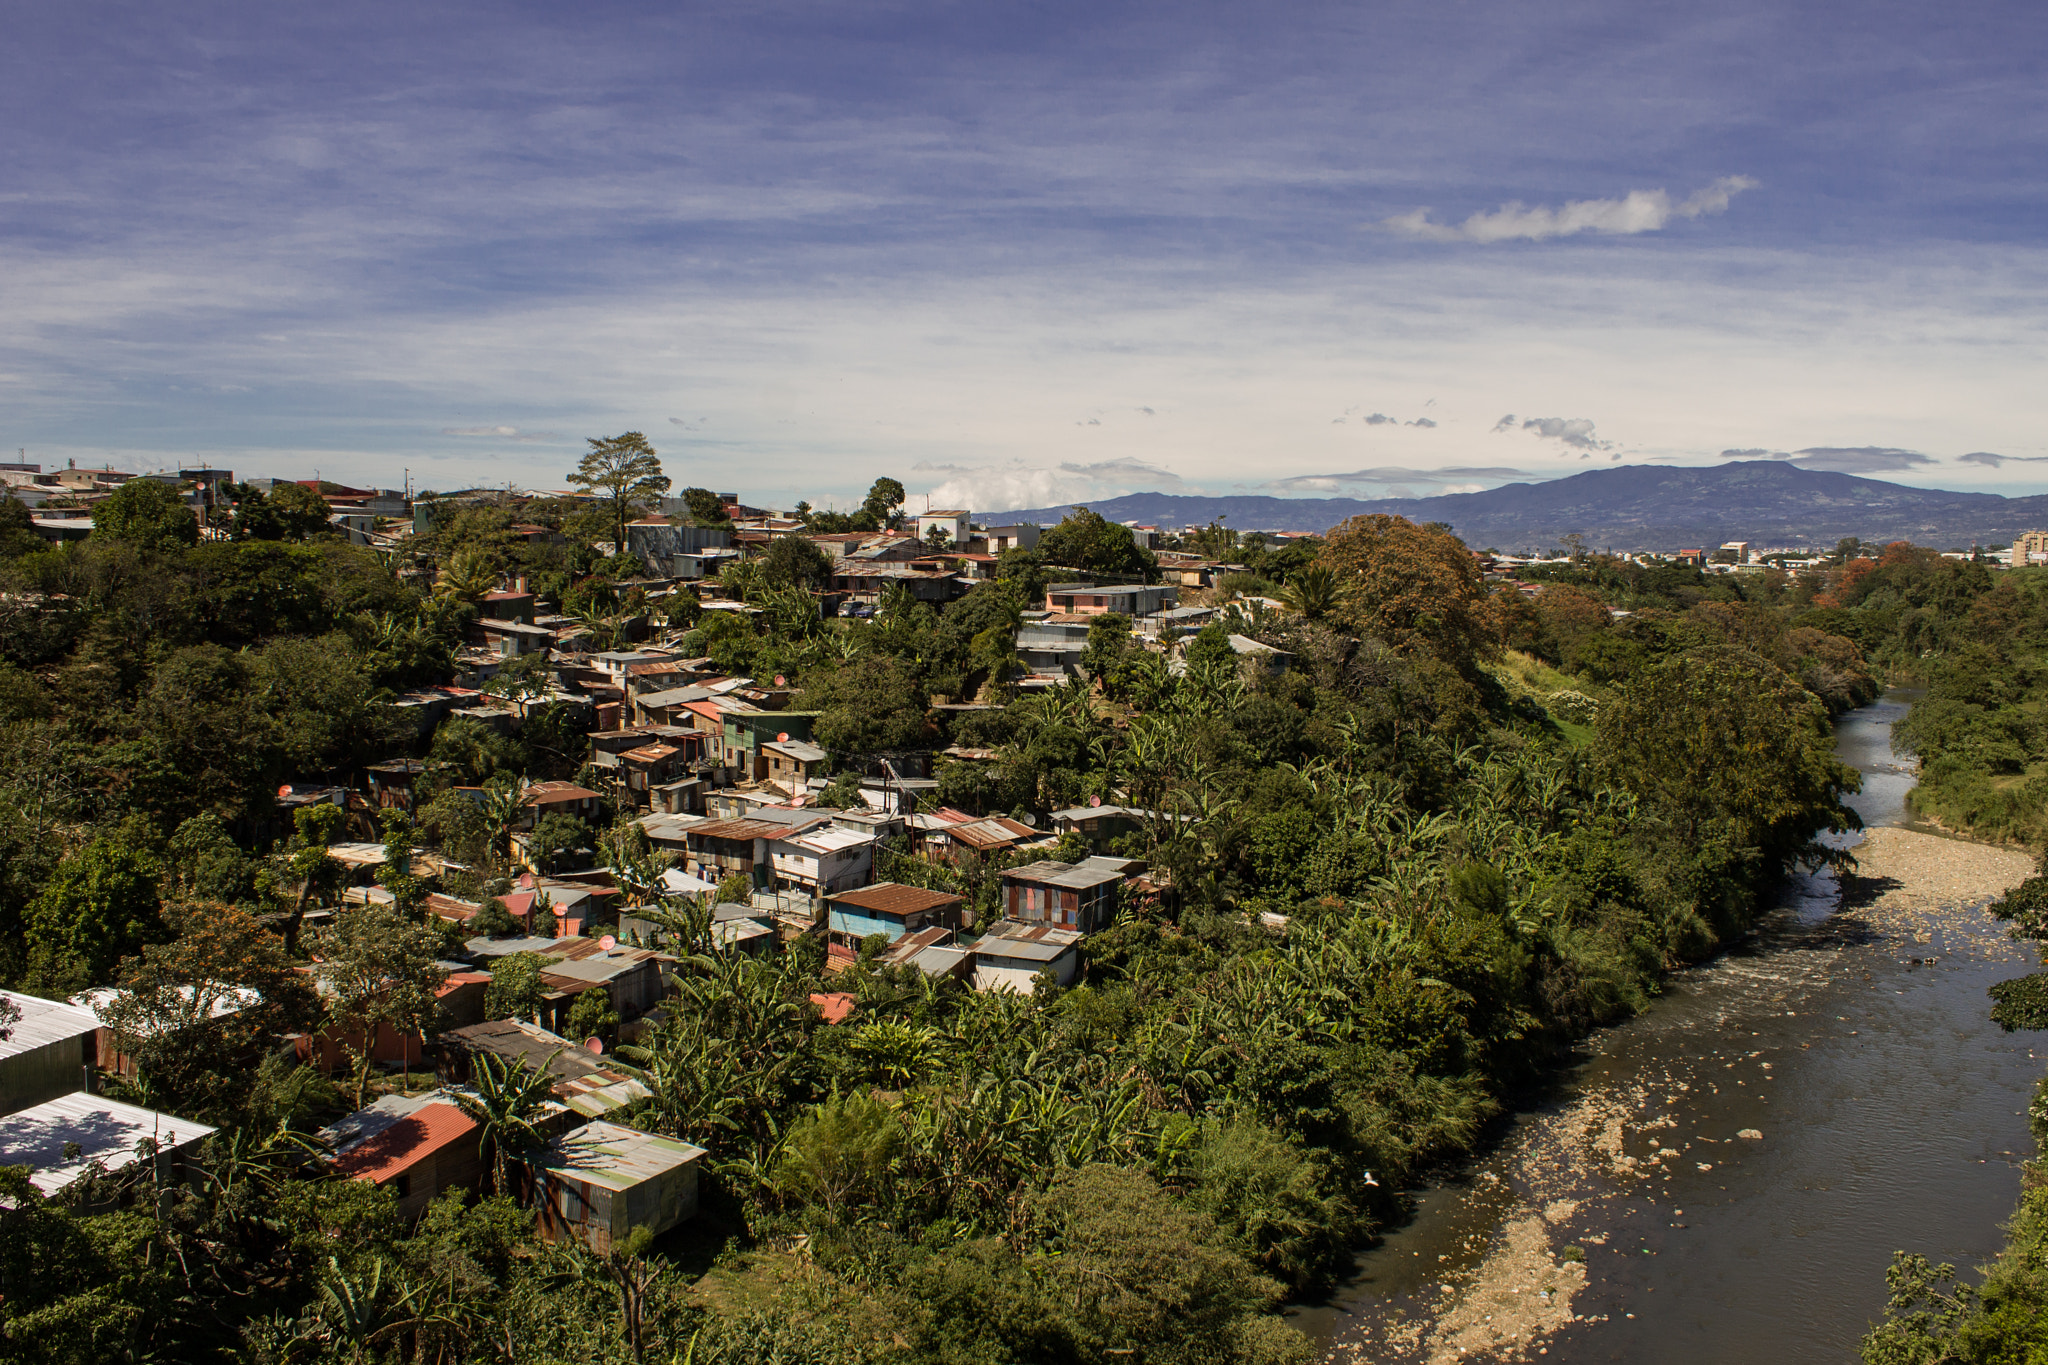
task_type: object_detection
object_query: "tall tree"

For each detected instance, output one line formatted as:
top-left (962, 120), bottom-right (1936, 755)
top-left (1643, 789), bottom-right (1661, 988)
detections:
top-left (862, 477), bottom-right (906, 529)
top-left (311, 904), bottom-right (449, 1107)
top-left (568, 432), bottom-right (670, 554)
top-left (92, 479), bottom-right (199, 552)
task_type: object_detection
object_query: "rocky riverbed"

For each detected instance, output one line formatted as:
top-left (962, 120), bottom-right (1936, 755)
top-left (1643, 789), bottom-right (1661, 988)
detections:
top-left (1306, 827), bottom-right (2041, 1365)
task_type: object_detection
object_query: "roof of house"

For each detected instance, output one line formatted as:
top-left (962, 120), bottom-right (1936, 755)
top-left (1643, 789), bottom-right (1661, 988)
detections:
top-left (522, 781), bottom-right (601, 806)
top-left (944, 816), bottom-right (1037, 851)
top-left (326, 1098), bottom-right (479, 1183)
top-left (691, 816), bottom-right (825, 843)
top-left (439, 1019), bottom-right (650, 1115)
top-left (636, 685), bottom-right (716, 709)
top-left (1000, 856), bottom-right (1133, 890)
top-left (763, 740), bottom-right (827, 763)
top-left (621, 743), bottom-right (681, 763)
top-left (537, 1120), bottom-right (707, 1193)
top-left (809, 991), bottom-right (857, 1024)
top-left (0, 989), bottom-right (101, 1057)
top-left (777, 825), bottom-right (872, 855)
top-left (975, 920), bottom-right (1084, 960)
top-left (0, 1093), bottom-right (218, 1194)
top-left (828, 882), bottom-right (964, 917)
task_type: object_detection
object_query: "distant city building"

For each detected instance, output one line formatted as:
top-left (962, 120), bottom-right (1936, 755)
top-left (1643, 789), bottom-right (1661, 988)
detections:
top-left (2016, 531), bottom-right (2048, 566)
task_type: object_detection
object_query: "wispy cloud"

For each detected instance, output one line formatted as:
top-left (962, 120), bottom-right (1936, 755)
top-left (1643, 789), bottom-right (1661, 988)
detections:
top-left (441, 425), bottom-right (562, 443)
top-left (1956, 451), bottom-right (2048, 467)
top-left (1270, 465), bottom-right (1533, 495)
top-left (1494, 415), bottom-right (1611, 453)
top-left (1788, 446), bottom-right (1933, 474)
top-left (1385, 177), bottom-right (1758, 244)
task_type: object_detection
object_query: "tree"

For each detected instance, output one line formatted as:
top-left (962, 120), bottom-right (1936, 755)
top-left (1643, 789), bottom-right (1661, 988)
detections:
top-left (25, 829), bottom-right (166, 992)
top-left (528, 812), bottom-right (589, 873)
top-left (1277, 565), bottom-right (1345, 622)
top-left (230, 482), bottom-right (332, 541)
top-left (452, 1051), bottom-right (557, 1196)
top-left (0, 494), bottom-right (42, 558)
top-left (804, 656), bottom-right (931, 756)
top-left (92, 479), bottom-right (199, 551)
top-left (484, 951), bottom-right (549, 1023)
top-left (311, 905), bottom-right (449, 1107)
top-left (758, 533), bottom-right (834, 590)
top-left (863, 477), bottom-right (906, 529)
top-left (1039, 508), bottom-right (1156, 578)
top-left (1319, 513), bottom-right (1488, 665)
top-left (923, 524), bottom-right (954, 553)
top-left (770, 1091), bottom-right (902, 1222)
top-left (568, 432), bottom-right (670, 554)
top-left (1596, 646), bottom-right (1860, 866)
top-left (468, 895), bottom-right (519, 938)
top-left (681, 486), bottom-right (730, 526)
top-left (98, 900), bottom-right (320, 1116)
top-left (567, 987), bottom-right (618, 1048)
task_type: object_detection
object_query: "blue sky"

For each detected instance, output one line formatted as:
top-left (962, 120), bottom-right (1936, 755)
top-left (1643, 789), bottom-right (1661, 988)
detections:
top-left (5, 0), bottom-right (2046, 509)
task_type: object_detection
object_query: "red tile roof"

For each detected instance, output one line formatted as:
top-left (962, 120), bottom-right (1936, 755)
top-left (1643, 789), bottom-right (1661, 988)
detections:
top-left (332, 1102), bottom-right (478, 1184)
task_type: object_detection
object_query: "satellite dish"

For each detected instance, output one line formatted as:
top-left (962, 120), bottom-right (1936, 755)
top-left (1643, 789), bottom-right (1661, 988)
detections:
top-left (278, 784), bottom-right (293, 798)
top-left (1089, 795), bottom-right (1103, 808)
top-left (1019, 812), bottom-right (1037, 827)
top-left (599, 934), bottom-right (617, 951)
top-left (584, 1037), bottom-right (605, 1055)
top-left (776, 732), bottom-right (790, 743)
top-left (774, 674), bottom-right (786, 686)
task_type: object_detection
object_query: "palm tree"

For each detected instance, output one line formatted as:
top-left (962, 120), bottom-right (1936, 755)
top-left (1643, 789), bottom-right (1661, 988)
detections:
top-left (481, 775), bottom-right (527, 858)
top-left (1279, 564), bottom-right (1346, 621)
top-left (435, 548), bottom-right (497, 604)
top-left (453, 1051), bottom-right (558, 1196)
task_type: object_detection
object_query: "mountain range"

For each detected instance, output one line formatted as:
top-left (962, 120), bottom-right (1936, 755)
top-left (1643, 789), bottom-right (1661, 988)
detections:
top-left (981, 461), bottom-right (2048, 552)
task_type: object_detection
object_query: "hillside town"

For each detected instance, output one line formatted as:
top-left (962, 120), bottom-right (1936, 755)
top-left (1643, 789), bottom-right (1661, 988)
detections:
top-left (0, 437), bottom-right (2041, 1362)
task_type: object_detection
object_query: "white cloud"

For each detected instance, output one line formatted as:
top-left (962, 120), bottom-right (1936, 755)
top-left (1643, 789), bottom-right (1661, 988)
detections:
top-left (442, 425), bottom-right (562, 442)
top-left (1385, 177), bottom-right (1758, 244)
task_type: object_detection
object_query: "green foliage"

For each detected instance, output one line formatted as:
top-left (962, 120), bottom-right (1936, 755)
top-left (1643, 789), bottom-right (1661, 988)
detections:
top-left (91, 478), bottom-right (199, 551)
top-left (485, 951), bottom-right (549, 1021)
top-left (1038, 508), bottom-right (1157, 579)
top-left (568, 430), bottom-right (671, 553)
top-left (25, 826), bottom-right (165, 991)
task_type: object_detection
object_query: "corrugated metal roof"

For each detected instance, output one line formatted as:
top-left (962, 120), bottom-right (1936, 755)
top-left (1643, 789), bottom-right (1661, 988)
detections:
top-left (540, 1120), bottom-right (705, 1193)
top-left (1001, 858), bottom-right (1128, 890)
top-left (329, 1100), bottom-right (478, 1183)
top-left (0, 989), bottom-right (100, 1058)
top-left (828, 882), bottom-right (963, 917)
top-left (0, 1093), bottom-right (217, 1194)
top-left (691, 817), bottom-right (820, 842)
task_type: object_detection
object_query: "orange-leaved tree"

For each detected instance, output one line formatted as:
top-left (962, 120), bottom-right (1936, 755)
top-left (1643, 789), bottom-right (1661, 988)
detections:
top-left (1318, 514), bottom-right (1490, 666)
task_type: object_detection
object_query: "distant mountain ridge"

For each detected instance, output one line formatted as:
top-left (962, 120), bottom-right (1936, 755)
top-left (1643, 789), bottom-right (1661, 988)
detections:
top-left (980, 461), bottom-right (2048, 552)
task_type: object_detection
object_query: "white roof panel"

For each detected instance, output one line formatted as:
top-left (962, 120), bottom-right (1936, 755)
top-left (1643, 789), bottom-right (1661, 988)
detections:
top-left (0, 990), bottom-right (100, 1058)
top-left (0, 1093), bottom-right (216, 1194)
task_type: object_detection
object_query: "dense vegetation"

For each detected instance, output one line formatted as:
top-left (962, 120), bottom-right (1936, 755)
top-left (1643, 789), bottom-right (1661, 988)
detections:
top-left (0, 481), bottom-right (1882, 1364)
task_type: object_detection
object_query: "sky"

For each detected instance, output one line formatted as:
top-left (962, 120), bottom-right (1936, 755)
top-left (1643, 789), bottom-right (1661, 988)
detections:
top-left (4, 0), bottom-right (2047, 511)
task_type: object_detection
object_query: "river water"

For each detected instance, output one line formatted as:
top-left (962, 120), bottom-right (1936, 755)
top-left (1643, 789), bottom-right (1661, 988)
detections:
top-left (1296, 691), bottom-right (2044, 1363)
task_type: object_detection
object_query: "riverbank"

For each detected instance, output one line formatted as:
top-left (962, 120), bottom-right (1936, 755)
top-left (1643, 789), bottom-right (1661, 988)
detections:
top-left (1306, 827), bottom-right (2041, 1365)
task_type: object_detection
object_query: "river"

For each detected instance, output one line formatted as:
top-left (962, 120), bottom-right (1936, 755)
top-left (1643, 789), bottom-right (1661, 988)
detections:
top-left (1294, 691), bottom-right (2045, 1363)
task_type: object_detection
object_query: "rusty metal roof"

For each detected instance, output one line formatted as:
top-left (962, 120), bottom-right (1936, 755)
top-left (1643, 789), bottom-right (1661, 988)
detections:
top-left (827, 882), bottom-right (963, 917)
